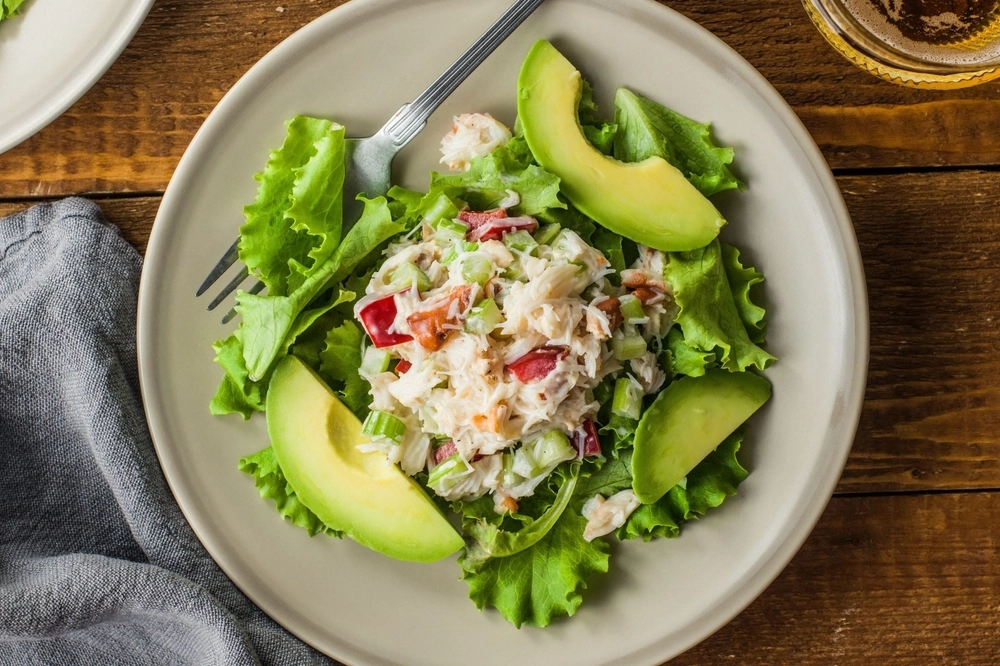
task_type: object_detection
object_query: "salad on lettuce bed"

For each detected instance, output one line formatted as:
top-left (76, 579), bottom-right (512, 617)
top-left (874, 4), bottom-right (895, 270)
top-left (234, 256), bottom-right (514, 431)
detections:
top-left (213, 41), bottom-right (774, 628)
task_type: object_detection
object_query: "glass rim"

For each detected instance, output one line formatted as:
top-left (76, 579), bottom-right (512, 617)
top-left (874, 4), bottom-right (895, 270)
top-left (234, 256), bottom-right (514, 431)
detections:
top-left (803, 0), bottom-right (1000, 76)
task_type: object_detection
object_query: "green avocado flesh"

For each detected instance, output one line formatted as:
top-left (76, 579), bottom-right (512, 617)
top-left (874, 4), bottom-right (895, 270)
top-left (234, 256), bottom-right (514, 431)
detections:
top-left (266, 356), bottom-right (463, 562)
top-left (517, 40), bottom-right (726, 252)
top-left (632, 369), bottom-right (771, 504)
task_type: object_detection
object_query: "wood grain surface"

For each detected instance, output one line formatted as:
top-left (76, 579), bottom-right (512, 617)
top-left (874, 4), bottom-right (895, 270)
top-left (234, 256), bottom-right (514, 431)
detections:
top-left (5, 0), bottom-right (1000, 198)
top-left (674, 491), bottom-right (1000, 665)
top-left (3, 0), bottom-right (999, 663)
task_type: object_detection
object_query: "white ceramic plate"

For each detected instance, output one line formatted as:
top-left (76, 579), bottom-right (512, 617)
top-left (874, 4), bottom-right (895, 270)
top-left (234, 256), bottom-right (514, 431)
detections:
top-left (0, 0), bottom-right (154, 154)
top-left (138, 1), bottom-right (869, 664)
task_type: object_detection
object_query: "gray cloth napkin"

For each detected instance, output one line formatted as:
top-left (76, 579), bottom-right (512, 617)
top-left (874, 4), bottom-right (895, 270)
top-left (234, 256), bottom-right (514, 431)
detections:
top-left (0, 198), bottom-right (334, 666)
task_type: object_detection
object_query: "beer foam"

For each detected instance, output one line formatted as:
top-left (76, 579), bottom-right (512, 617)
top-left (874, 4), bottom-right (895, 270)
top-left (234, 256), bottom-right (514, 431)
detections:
top-left (841, 0), bottom-right (1000, 66)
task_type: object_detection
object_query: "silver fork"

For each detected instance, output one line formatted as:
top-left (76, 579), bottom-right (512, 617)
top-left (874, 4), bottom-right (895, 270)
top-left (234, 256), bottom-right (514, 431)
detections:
top-left (197, 0), bottom-right (547, 323)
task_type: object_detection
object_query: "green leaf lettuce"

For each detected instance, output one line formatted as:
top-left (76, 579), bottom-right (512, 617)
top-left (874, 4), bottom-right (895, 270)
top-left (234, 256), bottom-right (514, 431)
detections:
top-left (613, 88), bottom-right (743, 197)
top-left (664, 239), bottom-right (775, 372)
top-left (238, 447), bottom-right (341, 537)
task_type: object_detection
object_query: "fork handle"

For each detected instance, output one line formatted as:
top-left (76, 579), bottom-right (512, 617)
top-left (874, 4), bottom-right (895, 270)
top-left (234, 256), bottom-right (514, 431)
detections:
top-left (383, 0), bottom-right (546, 146)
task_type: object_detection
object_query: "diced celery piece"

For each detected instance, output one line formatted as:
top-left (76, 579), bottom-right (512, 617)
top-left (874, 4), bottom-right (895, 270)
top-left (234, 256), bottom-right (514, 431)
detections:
top-left (512, 432), bottom-right (573, 479)
top-left (503, 257), bottom-right (526, 281)
top-left (434, 218), bottom-right (469, 243)
top-left (428, 453), bottom-right (466, 490)
top-left (501, 452), bottom-right (522, 487)
top-left (550, 230), bottom-right (574, 253)
top-left (423, 192), bottom-right (459, 227)
top-left (533, 223), bottom-right (561, 246)
top-left (441, 240), bottom-right (479, 265)
top-left (464, 298), bottom-right (505, 335)
top-left (511, 446), bottom-right (540, 479)
top-left (619, 293), bottom-right (645, 322)
top-left (361, 410), bottom-right (406, 444)
top-left (360, 346), bottom-right (392, 376)
top-left (389, 261), bottom-right (431, 292)
top-left (530, 430), bottom-right (574, 470)
top-left (504, 230), bottom-right (537, 254)
top-left (611, 328), bottom-right (647, 361)
top-left (612, 376), bottom-right (643, 419)
top-left (461, 254), bottom-right (493, 285)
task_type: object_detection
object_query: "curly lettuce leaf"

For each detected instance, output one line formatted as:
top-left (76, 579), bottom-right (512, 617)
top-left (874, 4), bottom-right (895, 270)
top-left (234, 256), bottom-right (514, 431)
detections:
top-left (319, 320), bottom-right (369, 419)
top-left (239, 447), bottom-right (341, 537)
top-left (432, 137), bottom-right (565, 217)
top-left (666, 326), bottom-right (715, 377)
top-left (722, 243), bottom-right (768, 344)
top-left (209, 333), bottom-right (265, 418)
top-left (237, 196), bottom-right (405, 382)
top-left (619, 429), bottom-right (748, 541)
top-left (462, 463), bottom-right (579, 571)
top-left (664, 239), bottom-right (775, 372)
top-left (579, 79), bottom-right (618, 155)
top-left (459, 464), bottom-right (609, 628)
top-left (285, 125), bottom-right (347, 291)
top-left (613, 88), bottom-right (742, 197)
top-left (1, 0), bottom-right (27, 20)
top-left (239, 116), bottom-right (344, 296)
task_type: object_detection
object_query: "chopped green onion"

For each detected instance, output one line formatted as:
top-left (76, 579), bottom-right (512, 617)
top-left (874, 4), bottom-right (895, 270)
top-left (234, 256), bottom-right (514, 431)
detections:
top-left (361, 410), bottom-right (406, 444)
top-left (434, 218), bottom-right (469, 243)
top-left (618, 293), bottom-right (645, 322)
top-left (461, 254), bottom-right (493, 285)
top-left (441, 240), bottom-right (479, 265)
top-left (428, 453), bottom-right (466, 490)
top-left (504, 230), bottom-right (538, 254)
top-left (360, 346), bottom-right (392, 376)
top-left (389, 261), bottom-right (431, 292)
top-left (464, 298), bottom-right (505, 335)
top-left (422, 192), bottom-right (459, 227)
top-left (612, 376), bottom-right (643, 419)
top-left (533, 223), bottom-right (561, 246)
top-left (611, 328), bottom-right (648, 361)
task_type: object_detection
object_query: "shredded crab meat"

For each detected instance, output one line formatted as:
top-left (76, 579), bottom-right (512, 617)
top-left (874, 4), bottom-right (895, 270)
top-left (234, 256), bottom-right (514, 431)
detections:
top-left (355, 124), bottom-right (687, 519)
top-left (630, 351), bottom-right (667, 395)
top-left (581, 490), bottom-right (641, 542)
top-left (439, 113), bottom-right (512, 171)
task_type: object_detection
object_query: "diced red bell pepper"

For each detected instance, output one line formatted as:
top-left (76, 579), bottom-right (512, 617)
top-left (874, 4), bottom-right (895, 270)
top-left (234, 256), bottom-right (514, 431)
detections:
top-left (468, 216), bottom-right (539, 242)
top-left (572, 419), bottom-right (601, 458)
top-left (395, 359), bottom-right (412, 375)
top-left (358, 293), bottom-right (413, 348)
top-left (506, 346), bottom-right (567, 383)
top-left (433, 440), bottom-right (457, 465)
top-left (406, 285), bottom-right (473, 352)
top-left (458, 207), bottom-right (507, 230)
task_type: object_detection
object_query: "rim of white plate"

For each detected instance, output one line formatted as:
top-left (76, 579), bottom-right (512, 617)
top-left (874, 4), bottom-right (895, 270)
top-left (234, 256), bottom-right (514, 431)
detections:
top-left (137, 0), bottom-right (869, 663)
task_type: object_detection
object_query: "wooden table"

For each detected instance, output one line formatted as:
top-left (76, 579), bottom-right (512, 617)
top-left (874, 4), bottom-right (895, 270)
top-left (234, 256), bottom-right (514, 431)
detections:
top-left (3, 0), bottom-right (998, 662)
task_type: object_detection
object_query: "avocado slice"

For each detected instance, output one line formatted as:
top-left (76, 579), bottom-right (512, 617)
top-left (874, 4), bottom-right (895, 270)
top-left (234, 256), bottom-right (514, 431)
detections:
top-left (517, 40), bottom-right (726, 252)
top-left (266, 356), bottom-right (463, 562)
top-left (631, 369), bottom-right (771, 504)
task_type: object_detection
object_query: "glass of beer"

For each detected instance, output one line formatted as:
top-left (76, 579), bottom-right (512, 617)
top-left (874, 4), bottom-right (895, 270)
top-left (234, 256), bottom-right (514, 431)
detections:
top-left (803, 0), bottom-right (1000, 88)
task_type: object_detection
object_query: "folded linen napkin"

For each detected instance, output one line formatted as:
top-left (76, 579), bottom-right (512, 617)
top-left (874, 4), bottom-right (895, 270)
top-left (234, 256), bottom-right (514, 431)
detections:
top-left (0, 199), bottom-right (334, 666)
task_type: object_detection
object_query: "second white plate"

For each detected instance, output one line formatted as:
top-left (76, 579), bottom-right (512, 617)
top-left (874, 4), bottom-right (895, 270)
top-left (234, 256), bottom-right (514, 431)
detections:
top-left (0, 0), bottom-right (154, 154)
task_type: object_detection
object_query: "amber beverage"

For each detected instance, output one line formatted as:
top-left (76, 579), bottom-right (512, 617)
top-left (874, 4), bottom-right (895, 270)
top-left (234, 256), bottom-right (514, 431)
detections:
top-left (803, 0), bottom-right (1000, 88)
